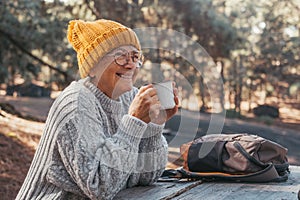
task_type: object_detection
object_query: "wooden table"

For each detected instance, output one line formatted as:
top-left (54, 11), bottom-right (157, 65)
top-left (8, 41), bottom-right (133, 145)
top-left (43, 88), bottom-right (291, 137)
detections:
top-left (115, 165), bottom-right (300, 200)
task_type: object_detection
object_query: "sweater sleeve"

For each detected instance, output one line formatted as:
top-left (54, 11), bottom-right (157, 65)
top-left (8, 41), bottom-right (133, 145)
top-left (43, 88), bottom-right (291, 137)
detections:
top-left (126, 122), bottom-right (168, 187)
top-left (47, 110), bottom-right (147, 200)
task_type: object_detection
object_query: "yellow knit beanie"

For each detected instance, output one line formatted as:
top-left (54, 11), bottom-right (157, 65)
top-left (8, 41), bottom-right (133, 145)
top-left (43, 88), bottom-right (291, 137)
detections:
top-left (67, 19), bottom-right (141, 78)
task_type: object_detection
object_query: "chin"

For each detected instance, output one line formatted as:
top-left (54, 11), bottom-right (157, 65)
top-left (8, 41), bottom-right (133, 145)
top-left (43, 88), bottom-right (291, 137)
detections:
top-left (113, 83), bottom-right (133, 98)
top-left (121, 84), bottom-right (133, 93)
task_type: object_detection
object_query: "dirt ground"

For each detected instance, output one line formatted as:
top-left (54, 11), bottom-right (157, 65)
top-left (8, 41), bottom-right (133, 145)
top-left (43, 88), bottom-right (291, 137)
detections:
top-left (0, 95), bottom-right (299, 200)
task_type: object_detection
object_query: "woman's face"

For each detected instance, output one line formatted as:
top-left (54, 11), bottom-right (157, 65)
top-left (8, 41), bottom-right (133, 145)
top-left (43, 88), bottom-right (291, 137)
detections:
top-left (92, 45), bottom-right (141, 99)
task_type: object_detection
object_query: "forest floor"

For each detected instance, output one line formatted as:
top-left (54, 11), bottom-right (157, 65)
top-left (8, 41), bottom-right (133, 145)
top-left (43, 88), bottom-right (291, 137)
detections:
top-left (0, 95), bottom-right (299, 200)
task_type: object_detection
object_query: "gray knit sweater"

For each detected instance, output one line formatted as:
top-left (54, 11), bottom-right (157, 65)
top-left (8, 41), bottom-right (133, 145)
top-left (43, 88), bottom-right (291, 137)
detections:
top-left (16, 77), bottom-right (168, 200)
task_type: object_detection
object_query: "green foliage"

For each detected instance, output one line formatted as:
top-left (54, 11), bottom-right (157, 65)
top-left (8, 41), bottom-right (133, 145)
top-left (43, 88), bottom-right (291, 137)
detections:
top-left (225, 109), bottom-right (241, 118)
top-left (257, 115), bottom-right (275, 126)
top-left (0, 0), bottom-right (79, 85)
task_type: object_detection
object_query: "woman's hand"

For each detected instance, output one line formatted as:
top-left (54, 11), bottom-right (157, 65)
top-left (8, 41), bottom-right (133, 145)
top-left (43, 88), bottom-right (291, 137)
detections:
top-left (151, 82), bottom-right (179, 125)
top-left (129, 83), bottom-right (179, 125)
top-left (129, 84), bottom-right (160, 124)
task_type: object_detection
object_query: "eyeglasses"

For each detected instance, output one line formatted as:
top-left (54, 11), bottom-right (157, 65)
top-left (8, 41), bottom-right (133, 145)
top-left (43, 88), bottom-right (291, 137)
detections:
top-left (107, 48), bottom-right (144, 68)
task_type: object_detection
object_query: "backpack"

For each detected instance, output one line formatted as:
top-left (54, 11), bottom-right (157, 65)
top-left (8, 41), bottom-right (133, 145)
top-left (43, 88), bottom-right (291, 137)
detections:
top-left (162, 133), bottom-right (289, 183)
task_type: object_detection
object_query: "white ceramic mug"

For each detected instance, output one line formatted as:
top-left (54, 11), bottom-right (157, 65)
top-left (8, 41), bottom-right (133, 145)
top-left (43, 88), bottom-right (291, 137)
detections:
top-left (153, 81), bottom-right (175, 110)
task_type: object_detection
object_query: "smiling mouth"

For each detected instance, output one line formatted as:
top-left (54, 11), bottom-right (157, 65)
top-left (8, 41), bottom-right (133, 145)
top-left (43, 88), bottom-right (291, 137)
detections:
top-left (116, 73), bottom-right (133, 80)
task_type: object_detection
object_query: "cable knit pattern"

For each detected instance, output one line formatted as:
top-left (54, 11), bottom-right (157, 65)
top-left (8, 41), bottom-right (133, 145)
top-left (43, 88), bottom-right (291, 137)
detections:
top-left (16, 77), bottom-right (168, 200)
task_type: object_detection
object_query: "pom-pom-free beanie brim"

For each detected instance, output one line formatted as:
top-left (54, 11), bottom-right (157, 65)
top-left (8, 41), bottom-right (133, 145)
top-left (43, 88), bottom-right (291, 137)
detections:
top-left (68, 19), bottom-right (141, 78)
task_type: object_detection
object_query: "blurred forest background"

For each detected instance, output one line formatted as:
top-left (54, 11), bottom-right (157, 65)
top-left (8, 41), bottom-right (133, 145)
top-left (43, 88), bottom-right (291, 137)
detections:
top-left (0, 0), bottom-right (299, 117)
top-left (0, 1), bottom-right (300, 199)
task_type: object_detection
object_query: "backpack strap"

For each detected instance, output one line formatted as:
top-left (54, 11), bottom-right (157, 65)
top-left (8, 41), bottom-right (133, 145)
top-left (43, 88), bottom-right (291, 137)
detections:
top-left (181, 164), bottom-right (288, 182)
top-left (160, 164), bottom-right (288, 183)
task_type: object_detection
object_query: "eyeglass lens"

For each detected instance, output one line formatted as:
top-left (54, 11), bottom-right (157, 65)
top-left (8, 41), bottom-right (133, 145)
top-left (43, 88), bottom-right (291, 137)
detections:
top-left (113, 49), bottom-right (143, 67)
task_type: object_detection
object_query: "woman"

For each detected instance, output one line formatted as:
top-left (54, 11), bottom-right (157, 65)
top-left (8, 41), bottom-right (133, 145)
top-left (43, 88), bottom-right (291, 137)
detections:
top-left (16, 19), bottom-right (178, 200)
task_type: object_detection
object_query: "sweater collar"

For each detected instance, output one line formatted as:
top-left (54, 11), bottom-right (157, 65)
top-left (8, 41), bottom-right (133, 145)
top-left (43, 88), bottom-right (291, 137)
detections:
top-left (83, 77), bottom-right (122, 113)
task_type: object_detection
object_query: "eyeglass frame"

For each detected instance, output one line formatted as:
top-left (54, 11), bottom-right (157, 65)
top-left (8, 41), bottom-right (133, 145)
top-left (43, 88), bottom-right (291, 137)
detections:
top-left (105, 48), bottom-right (144, 68)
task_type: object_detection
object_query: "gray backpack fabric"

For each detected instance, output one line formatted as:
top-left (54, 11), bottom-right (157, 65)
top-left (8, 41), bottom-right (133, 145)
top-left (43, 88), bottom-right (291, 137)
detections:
top-left (162, 133), bottom-right (289, 183)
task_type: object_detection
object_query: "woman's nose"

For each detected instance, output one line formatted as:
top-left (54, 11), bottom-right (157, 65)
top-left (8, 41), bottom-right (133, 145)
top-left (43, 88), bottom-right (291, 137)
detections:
top-left (123, 57), bottom-right (137, 69)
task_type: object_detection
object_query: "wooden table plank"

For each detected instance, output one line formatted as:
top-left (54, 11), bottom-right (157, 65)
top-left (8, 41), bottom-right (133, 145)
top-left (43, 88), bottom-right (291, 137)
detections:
top-left (172, 165), bottom-right (300, 200)
top-left (114, 180), bottom-right (202, 200)
top-left (114, 166), bottom-right (300, 200)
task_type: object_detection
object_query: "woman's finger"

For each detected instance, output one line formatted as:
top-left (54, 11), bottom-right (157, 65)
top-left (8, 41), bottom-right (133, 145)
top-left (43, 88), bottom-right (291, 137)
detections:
top-left (138, 84), bottom-right (153, 93)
